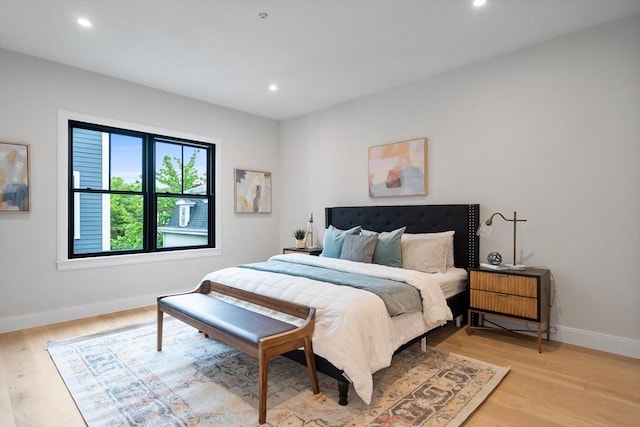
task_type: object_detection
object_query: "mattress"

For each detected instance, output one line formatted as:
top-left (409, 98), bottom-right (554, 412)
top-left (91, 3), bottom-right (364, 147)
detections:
top-left (435, 267), bottom-right (468, 299)
top-left (201, 254), bottom-right (465, 404)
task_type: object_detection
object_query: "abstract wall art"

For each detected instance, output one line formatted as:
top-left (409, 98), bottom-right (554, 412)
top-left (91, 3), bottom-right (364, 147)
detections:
top-left (234, 168), bottom-right (272, 213)
top-left (368, 138), bottom-right (427, 197)
top-left (0, 142), bottom-right (30, 212)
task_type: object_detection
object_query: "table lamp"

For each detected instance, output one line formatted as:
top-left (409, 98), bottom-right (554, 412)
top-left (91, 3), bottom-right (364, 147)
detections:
top-left (476, 211), bottom-right (527, 270)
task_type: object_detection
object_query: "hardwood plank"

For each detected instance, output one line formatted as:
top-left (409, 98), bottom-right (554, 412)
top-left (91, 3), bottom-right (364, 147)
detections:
top-left (0, 345), bottom-right (18, 427)
top-left (429, 324), bottom-right (640, 427)
top-left (1, 306), bottom-right (638, 426)
top-left (0, 306), bottom-right (156, 426)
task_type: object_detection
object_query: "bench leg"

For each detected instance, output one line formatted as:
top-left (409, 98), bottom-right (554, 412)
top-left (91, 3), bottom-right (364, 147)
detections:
top-left (157, 309), bottom-right (163, 352)
top-left (303, 337), bottom-right (320, 394)
top-left (258, 352), bottom-right (269, 425)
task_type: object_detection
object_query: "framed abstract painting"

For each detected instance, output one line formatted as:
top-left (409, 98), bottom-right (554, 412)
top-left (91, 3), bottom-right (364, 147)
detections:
top-left (234, 168), bottom-right (272, 213)
top-left (368, 138), bottom-right (427, 197)
top-left (0, 142), bottom-right (30, 212)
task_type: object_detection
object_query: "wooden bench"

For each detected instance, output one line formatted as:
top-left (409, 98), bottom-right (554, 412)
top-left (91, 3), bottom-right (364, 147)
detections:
top-left (157, 280), bottom-right (319, 424)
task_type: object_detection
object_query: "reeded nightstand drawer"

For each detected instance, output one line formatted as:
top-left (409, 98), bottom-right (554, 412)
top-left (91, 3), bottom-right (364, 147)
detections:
top-left (470, 289), bottom-right (538, 319)
top-left (470, 270), bottom-right (537, 298)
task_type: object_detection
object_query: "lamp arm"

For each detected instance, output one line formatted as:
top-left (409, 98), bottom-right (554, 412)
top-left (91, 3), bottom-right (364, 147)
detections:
top-left (486, 211), bottom-right (527, 225)
top-left (486, 212), bottom-right (509, 225)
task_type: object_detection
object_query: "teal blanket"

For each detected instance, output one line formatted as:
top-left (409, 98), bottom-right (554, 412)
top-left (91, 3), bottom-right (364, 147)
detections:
top-left (237, 260), bottom-right (422, 316)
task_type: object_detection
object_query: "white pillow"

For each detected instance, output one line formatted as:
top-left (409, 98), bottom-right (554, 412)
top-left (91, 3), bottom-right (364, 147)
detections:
top-left (401, 235), bottom-right (451, 273)
top-left (402, 231), bottom-right (455, 268)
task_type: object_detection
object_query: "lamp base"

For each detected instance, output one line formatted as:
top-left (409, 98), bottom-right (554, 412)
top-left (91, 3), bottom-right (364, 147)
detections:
top-left (506, 264), bottom-right (527, 270)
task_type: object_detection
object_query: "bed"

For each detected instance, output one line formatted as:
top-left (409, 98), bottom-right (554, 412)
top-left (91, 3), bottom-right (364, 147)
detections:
top-left (201, 204), bottom-right (479, 405)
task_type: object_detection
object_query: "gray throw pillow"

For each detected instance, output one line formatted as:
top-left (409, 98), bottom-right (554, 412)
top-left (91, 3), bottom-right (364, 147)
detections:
top-left (339, 233), bottom-right (378, 263)
top-left (320, 225), bottom-right (362, 258)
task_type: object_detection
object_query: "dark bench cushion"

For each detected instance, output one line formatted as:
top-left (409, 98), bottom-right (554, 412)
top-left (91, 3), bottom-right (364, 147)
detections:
top-left (159, 293), bottom-right (296, 345)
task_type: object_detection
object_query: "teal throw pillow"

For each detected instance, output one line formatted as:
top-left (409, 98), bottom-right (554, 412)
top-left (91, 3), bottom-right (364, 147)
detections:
top-left (363, 226), bottom-right (406, 267)
top-left (320, 225), bottom-right (361, 258)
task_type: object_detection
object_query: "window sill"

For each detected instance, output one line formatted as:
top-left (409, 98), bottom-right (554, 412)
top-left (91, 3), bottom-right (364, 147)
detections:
top-left (56, 247), bottom-right (222, 271)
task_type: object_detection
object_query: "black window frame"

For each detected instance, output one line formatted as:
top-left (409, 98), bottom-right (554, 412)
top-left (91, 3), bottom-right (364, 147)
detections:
top-left (68, 120), bottom-right (215, 259)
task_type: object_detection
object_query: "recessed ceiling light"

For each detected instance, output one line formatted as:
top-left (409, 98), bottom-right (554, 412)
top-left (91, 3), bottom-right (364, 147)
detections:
top-left (268, 84), bottom-right (278, 92)
top-left (77, 17), bottom-right (92, 28)
top-left (473, 0), bottom-right (487, 7)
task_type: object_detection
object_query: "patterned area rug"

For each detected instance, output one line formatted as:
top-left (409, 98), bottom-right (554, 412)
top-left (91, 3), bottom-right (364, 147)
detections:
top-left (48, 319), bottom-right (509, 426)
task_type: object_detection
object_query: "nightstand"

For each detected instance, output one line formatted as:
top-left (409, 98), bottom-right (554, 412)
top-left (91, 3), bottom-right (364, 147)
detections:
top-left (466, 267), bottom-right (551, 352)
top-left (282, 247), bottom-right (322, 256)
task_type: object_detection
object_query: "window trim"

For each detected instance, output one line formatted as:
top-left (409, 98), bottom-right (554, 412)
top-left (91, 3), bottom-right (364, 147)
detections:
top-left (57, 110), bottom-right (222, 271)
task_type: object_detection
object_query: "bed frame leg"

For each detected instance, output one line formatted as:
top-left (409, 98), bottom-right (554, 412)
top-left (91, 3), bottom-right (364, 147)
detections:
top-left (455, 314), bottom-right (463, 328)
top-left (338, 381), bottom-right (349, 406)
top-left (421, 336), bottom-right (427, 352)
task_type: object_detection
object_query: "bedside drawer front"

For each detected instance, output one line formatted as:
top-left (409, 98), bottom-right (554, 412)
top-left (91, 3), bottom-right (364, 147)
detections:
top-left (283, 249), bottom-right (310, 255)
top-left (471, 289), bottom-right (538, 319)
top-left (282, 248), bottom-right (322, 256)
top-left (471, 271), bottom-right (538, 298)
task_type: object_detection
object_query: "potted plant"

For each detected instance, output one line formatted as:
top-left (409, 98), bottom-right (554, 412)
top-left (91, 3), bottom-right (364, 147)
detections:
top-left (292, 229), bottom-right (306, 248)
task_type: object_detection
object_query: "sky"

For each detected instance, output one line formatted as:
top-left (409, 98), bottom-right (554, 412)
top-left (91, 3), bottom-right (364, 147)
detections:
top-left (111, 133), bottom-right (207, 188)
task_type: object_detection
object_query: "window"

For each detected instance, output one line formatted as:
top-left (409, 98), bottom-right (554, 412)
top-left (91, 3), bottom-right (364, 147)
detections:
top-left (68, 120), bottom-right (215, 259)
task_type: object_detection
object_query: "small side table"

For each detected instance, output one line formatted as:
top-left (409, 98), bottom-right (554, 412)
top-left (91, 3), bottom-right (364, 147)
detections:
top-left (467, 267), bottom-right (551, 352)
top-left (283, 247), bottom-right (322, 256)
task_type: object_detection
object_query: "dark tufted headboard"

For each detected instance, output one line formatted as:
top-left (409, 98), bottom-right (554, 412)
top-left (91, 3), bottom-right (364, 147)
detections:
top-left (325, 204), bottom-right (479, 270)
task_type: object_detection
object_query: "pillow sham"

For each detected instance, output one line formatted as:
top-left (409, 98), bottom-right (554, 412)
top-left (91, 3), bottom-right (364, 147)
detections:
top-left (402, 230), bottom-right (455, 268)
top-left (340, 233), bottom-right (378, 263)
top-left (320, 225), bottom-right (362, 258)
top-left (401, 236), bottom-right (451, 273)
top-left (362, 226), bottom-right (406, 268)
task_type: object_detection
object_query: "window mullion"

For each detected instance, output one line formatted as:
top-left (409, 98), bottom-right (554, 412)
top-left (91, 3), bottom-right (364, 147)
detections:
top-left (144, 135), bottom-right (156, 251)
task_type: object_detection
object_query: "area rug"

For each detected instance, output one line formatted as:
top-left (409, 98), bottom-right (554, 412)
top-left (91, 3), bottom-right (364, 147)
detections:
top-left (48, 319), bottom-right (509, 426)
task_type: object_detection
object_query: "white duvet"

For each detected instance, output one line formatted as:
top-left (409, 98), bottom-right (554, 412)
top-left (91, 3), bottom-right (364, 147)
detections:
top-left (202, 254), bottom-right (453, 404)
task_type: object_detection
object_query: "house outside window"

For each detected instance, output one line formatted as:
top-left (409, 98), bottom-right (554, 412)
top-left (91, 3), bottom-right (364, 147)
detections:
top-left (177, 199), bottom-right (194, 227)
top-left (159, 194), bottom-right (208, 247)
top-left (68, 120), bottom-right (215, 259)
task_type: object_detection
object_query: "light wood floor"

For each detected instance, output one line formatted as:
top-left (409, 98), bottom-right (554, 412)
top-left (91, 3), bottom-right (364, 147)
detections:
top-left (1, 306), bottom-right (638, 426)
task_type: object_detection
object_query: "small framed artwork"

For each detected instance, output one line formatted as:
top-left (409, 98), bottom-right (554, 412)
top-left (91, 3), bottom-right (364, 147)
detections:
top-left (0, 142), bottom-right (30, 212)
top-left (234, 168), bottom-right (272, 213)
top-left (368, 138), bottom-right (427, 197)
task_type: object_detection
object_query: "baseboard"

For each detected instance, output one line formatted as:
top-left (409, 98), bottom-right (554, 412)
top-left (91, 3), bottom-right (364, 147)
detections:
top-left (0, 293), bottom-right (158, 334)
top-left (479, 316), bottom-right (639, 359)
top-left (554, 325), bottom-right (640, 359)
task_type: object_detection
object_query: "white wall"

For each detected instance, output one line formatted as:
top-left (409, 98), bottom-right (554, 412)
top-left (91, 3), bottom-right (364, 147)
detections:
top-left (0, 49), bottom-right (280, 331)
top-left (279, 15), bottom-right (640, 357)
top-left (1, 14), bottom-right (638, 358)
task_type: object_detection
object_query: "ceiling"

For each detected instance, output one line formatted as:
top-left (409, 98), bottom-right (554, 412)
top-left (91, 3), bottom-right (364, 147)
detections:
top-left (1, 0), bottom-right (638, 121)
